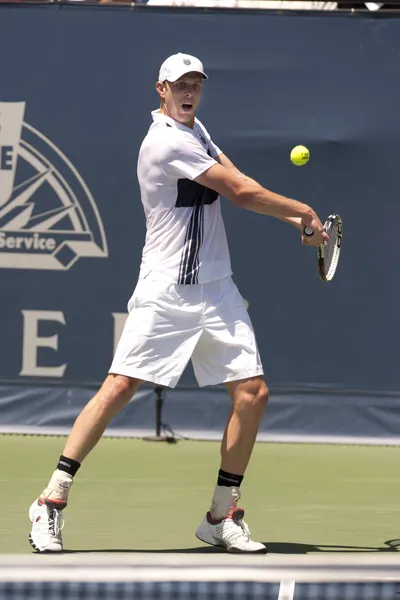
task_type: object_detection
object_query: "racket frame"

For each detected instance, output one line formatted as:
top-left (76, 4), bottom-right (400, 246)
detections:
top-left (318, 214), bottom-right (343, 282)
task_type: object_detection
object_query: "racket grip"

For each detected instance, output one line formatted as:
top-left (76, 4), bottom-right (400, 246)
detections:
top-left (303, 226), bottom-right (314, 237)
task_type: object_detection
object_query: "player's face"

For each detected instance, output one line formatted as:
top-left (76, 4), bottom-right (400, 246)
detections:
top-left (159, 73), bottom-right (203, 127)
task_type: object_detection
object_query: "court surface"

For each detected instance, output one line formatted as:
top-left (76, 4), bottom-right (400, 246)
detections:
top-left (1, 435), bottom-right (400, 554)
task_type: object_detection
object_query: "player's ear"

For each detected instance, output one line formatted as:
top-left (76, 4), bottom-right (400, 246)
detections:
top-left (156, 81), bottom-right (166, 99)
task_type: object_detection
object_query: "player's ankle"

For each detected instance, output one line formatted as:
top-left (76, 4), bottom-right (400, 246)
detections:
top-left (210, 480), bottom-right (242, 520)
top-left (56, 454), bottom-right (81, 478)
top-left (53, 469), bottom-right (74, 483)
top-left (40, 468), bottom-right (74, 506)
top-left (47, 469), bottom-right (74, 486)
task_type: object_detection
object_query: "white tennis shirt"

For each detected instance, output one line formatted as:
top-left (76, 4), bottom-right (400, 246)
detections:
top-left (137, 110), bottom-right (232, 284)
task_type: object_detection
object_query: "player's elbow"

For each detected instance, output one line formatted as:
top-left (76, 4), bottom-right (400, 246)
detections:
top-left (228, 182), bottom-right (258, 209)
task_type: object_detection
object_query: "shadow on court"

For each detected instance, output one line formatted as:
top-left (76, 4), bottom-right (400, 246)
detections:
top-left (63, 539), bottom-right (400, 554)
top-left (63, 547), bottom-right (226, 554)
top-left (263, 539), bottom-right (400, 554)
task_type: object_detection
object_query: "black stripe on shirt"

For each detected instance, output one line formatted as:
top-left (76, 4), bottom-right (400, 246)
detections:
top-left (178, 201), bottom-right (204, 284)
top-left (176, 180), bottom-right (218, 284)
top-left (176, 178), bottom-right (218, 208)
top-left (188, 203), bottom-right (204, 284)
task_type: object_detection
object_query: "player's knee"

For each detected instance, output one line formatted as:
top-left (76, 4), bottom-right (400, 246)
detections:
top-left (252, 381), bottom-right (269, 415)
top-left (97, 374), bottom-right (140, 414)
top-left (111, 374), bottom-right (139, 398)
top-left (236, 379), bottom-right (269, 417)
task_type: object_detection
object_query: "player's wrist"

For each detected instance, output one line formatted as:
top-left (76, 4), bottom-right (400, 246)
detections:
top-left (299, 207), bottom-right (315, 226)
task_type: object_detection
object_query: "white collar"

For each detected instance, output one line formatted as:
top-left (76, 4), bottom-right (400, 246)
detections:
top-left (151, 109), bottom-right (197, 132)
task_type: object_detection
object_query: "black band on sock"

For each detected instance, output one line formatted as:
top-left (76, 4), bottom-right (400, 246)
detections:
top-left (57, 455), bottom-right (81, 477)
top-left (217, 469), bottom-right (243, 488)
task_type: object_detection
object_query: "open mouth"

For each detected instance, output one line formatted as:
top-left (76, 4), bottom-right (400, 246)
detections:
top-left (181, 103), bottom-right (193, 111)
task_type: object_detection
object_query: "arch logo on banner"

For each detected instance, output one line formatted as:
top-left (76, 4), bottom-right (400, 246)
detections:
top-left (0, 102), bottom-right (108, 270)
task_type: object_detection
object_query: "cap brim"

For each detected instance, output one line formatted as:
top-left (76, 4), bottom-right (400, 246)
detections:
top-left (165, 69), bottom-right (208, 83)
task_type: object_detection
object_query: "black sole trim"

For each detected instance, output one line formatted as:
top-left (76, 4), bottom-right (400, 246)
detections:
top-left (28, 533), bottom-right (63, 554)
top-left (28, 533), bottom-right (41, 553)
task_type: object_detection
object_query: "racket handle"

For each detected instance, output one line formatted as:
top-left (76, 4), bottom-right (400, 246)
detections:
top-left (303, 226), bottom-right (314, 237)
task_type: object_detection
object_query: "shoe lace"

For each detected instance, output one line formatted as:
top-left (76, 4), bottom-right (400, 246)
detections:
top-left (47, 506), bottom-right (64, 538)
top-left (236, 518), bottom-right (251, 539)
top-left (233, 514), bottom-right (250, 538)
top-left (223, 513), bottom-right (251, 544)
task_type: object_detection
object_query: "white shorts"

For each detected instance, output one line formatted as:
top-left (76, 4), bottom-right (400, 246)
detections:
top-left (109, 276), bottom-right (264, 388)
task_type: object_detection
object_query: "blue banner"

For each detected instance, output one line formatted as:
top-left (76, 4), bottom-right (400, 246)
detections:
top-left (0, 4), bottom-right (399, 402)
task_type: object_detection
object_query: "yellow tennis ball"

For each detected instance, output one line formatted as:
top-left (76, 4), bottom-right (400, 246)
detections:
top-left (290, 145), bottom-right (310, 166)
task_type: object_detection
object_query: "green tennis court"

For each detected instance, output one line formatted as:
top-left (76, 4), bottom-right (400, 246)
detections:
top-left (2, 435), bottom-right (400, 554)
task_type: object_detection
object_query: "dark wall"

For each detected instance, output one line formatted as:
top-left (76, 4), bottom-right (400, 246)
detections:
top-left (0, 4), bottom-right (399, 393)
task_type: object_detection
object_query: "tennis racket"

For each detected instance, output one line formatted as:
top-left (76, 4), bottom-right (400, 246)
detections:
top-left (304, 214), bottom-right (343, 282)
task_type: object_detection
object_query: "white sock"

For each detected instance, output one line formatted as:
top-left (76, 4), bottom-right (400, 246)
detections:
top-left (40, 469), bottom-right (73, 504)
top-left (50, 469), bottom-right (73, 486)
top-left (210, 485), bottom-right (241, 520)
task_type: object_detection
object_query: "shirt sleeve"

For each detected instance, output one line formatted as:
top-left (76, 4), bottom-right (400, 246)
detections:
top-left (196, 120), bottom-right (223, 159)
top-left (162, 132), bottom-right (217, 181)
top-left (208, 138), bottom-right (223, 160)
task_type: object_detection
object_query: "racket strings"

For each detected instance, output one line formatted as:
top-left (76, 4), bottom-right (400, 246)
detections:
top-left (319, 215), bottom-right (342, 282)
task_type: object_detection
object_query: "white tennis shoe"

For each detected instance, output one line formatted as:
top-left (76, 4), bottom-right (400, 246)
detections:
top-left (29, 499), bottom-right (64, 552)
top-left (195, 508), bottom-right (267, 553)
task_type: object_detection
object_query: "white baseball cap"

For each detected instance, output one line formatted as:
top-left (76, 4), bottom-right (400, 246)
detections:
top-left (158, 53), bottom-right (208, 83)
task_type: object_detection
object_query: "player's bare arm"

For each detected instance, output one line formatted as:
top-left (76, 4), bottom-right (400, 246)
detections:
top-left (215, 153), bottom-right (243, 177)
top-left (215, 154), bottom-right (324, 243)
top-left (195, 162), bottom-right (328, 246)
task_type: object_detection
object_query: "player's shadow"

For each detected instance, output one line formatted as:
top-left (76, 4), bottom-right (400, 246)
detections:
top-left (63, 546), bottom-right (227, 554)
top-left (262, 539), bottom-right (400, 554)
top-left (63, 539), bottom-right (400, 554)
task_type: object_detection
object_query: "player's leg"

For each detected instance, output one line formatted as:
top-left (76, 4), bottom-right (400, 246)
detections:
top-left (39, 373), bottom-right (141, 507)
top-left (29, 279), bottom-right (203, 552)
top-left (220, 376), bottom-right (268, 476)
top-left (212, 375), bottom-right (268, 513)
top-left (29, 374), bottom-right (141, 553)
top-left (193, 278), bottom-right (268, 553)
top-left (62, 374), bottom-right (141, 464)
top-left (196, 376), bottom-right (268, 553)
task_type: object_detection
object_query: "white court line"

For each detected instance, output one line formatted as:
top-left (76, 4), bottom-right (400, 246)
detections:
top-left (3, 553), bottom-right (400, 567)
top-left (278, 580), bottom-right (295, 600)
top-left (0, 566), bottom-right (399, 583)
top-left (2, 554), bottom-right (400, 584)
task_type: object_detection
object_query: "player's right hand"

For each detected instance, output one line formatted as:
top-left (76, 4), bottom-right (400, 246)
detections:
top-left (301, 214), bottom-right (329, 247)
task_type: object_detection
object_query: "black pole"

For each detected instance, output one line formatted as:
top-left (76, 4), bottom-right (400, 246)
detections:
top-left (154, 385), bottom-right (163, 437)
top-left (143, 385), bottom-right (176, 442)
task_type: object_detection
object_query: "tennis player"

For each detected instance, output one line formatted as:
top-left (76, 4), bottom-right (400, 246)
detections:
top-left (29, 53), bottom-right (327, 554)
